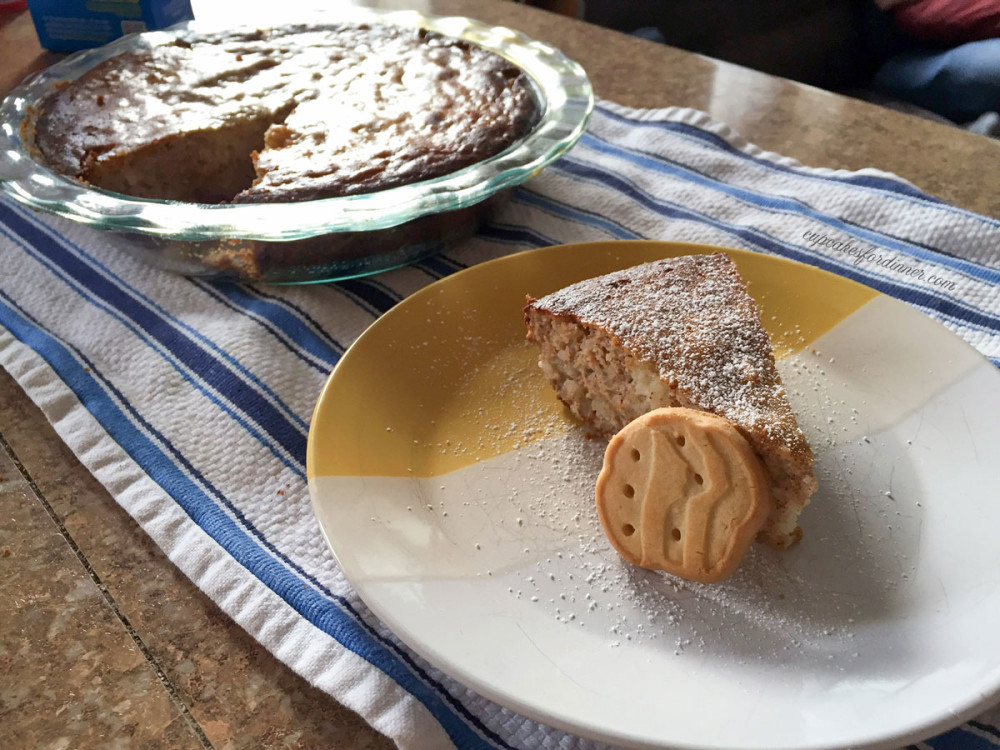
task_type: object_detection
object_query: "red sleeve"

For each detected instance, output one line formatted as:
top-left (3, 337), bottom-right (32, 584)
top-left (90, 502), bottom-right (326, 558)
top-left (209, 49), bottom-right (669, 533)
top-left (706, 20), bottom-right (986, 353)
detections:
top-left (892, 0), bottom-right (1000, 43)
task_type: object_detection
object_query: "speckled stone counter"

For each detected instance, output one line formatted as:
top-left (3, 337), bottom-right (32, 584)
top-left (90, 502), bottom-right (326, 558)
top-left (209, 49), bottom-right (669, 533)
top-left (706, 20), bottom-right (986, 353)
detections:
top-left (2, 1), bottom-right (999, 748)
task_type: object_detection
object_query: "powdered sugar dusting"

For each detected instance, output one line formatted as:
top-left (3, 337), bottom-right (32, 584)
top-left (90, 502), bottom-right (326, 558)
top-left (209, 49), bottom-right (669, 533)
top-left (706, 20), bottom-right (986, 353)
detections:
top-left (526, 253), bottom-right (817, 548)
top-left (531, 254), bottom-right (802, 451)
top-left (460, 424), bottom-right (862, 667)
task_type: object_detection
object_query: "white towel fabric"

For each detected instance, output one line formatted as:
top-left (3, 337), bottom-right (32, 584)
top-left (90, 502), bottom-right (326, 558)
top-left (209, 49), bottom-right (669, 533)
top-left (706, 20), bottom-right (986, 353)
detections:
top-left (2, 102), bottom-right (999, 750)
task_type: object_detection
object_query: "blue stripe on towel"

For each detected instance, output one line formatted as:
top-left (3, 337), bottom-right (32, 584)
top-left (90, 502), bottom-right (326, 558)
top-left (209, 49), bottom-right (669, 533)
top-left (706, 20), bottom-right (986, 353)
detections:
top-left (192, 280), bottom-right (344, 373)
top-left (926, 725), bottom-right (1000, 749)
top-left (970, 721), bottom-right (1000, 743)
top-left (0, 208), bottom-right (309, 472)
top-left (335, 277), bottom-right (403, 316)
top-left (477, 221), bottom-right (559, 249)
top-left (0, 286), bottom-right (511, 750)
top-left (592, 105), bottom-right (971, 212)
top-left (513, 189), bottom-right (638, 241)
top-left (416, 253), bottom-right (467, 279)
top-left (550, 157), bottom-right (1000, 341)
top-left (578, 129), bottom-right (1000, 284)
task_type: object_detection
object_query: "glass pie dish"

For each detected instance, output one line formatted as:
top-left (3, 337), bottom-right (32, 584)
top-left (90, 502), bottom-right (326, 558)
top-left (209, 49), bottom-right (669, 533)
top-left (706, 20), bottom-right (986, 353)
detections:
top-left (0, 7), bottom-right (593, 284)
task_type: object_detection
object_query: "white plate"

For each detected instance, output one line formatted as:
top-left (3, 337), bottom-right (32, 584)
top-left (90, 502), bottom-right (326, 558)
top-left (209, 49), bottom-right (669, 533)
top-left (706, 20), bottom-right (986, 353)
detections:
top-left (307, 241), bottom-right (1000, 750)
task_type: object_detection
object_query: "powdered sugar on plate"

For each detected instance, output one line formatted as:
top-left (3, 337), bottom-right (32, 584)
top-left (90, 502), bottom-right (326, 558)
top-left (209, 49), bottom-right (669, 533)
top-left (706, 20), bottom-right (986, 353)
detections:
top-left (438, 418), bottom-right (869, 669)
top-left (411, 330), bottom-right (920, 671)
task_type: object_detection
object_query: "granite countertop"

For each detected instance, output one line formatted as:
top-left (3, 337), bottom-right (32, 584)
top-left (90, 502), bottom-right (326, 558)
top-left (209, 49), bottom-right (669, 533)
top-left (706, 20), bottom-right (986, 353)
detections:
top-left (2, 2), bottom-right (999, 747)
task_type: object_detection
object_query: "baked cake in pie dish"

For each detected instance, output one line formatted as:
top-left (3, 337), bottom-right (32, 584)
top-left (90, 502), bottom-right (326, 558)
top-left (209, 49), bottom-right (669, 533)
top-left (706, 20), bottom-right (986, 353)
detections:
top-left (0, 9), bottom-right (592, 283)
top-left (524, 253), bottom-right (818, 549)
top-left (29, 24), bottom-right (541, 204)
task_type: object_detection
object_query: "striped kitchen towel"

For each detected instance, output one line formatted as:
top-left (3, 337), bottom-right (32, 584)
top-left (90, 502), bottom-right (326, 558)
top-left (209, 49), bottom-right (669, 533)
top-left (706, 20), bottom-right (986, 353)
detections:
top-left (1, 102), bottom-right (999, 750)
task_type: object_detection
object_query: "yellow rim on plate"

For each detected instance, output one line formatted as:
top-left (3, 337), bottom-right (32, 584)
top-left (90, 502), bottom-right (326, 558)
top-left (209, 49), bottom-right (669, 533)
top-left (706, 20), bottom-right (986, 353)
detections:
top-left (307, 240), bottom-right (877, 480)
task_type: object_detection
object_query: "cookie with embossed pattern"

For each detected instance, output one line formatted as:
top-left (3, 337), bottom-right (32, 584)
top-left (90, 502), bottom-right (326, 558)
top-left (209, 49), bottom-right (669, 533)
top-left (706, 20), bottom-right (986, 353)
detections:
top-left (596, 407), bottom-right (771, 583)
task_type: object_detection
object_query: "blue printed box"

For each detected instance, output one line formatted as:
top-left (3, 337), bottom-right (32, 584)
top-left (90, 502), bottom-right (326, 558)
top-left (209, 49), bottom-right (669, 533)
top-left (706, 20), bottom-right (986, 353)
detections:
top-left (27, 0), bottom-right (194, 52)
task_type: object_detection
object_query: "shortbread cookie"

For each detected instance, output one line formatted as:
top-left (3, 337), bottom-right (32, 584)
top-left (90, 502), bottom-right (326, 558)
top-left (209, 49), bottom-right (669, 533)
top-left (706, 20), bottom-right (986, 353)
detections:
top-left (524, 253), bottom-right (817, 548)
top-left (596, 407), bottom-right (771, 583)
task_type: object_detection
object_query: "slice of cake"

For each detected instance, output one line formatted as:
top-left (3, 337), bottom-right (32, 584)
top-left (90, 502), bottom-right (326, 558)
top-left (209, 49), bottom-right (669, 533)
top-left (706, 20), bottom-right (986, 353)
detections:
top-left (523, 253), bottom-right (817, 548)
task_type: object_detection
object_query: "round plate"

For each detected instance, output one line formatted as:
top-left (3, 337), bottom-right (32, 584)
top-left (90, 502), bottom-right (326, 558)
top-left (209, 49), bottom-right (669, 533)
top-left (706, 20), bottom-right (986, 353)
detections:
top-left (307, 241), bottom-right (1000, 750)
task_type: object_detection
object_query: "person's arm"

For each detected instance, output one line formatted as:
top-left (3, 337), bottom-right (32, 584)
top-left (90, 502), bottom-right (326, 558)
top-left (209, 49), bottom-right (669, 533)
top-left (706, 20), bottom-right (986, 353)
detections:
top-left (889, 0), bottom-right (1000, 44)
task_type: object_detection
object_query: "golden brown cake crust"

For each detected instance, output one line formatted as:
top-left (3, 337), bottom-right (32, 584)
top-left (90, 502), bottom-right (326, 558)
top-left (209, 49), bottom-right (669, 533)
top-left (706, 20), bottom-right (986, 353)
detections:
top-left (31, 24), bottom-right (540, 204)
top-left (524, 253), bottom-right (817, 548)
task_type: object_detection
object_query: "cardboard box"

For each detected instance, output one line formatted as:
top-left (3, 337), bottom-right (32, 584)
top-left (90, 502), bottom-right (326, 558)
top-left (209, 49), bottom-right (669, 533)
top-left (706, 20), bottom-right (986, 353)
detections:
top-left (27, 0), bottom-right (193, 52)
